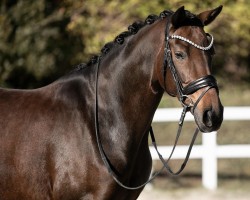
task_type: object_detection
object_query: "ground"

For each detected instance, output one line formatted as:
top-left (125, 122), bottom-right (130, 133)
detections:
top-left (138, 176), bottom-right (250, 200)
top-left (139, 186), bottom-right (250, 200)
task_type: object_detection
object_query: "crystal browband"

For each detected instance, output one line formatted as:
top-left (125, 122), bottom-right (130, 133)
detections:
top-left (169, 33), bottom-right (214, 51)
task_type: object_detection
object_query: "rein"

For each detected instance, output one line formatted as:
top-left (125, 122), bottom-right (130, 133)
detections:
top-left (94, 15), bottom-right (218, 190)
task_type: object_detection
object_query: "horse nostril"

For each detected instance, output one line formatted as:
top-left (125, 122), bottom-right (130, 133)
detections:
top-left (203, 110), bottom-right (213, 128)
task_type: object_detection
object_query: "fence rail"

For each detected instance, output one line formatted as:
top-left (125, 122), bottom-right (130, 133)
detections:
top-left (150, 106), bottom-right (250, 190)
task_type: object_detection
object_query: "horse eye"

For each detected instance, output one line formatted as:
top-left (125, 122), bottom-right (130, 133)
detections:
top-left (175, 52), bottom-right (186, 60)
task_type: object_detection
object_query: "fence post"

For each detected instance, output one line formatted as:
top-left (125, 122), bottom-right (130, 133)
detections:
top-left (202, 131), bottom-right (217, 190)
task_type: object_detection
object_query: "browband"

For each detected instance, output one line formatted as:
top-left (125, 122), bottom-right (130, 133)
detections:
top-left (169, 33), bottom-right (214, 51)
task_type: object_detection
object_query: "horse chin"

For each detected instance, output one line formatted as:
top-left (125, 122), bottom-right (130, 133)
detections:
top-left (193, 105), bottom-right (224, 133)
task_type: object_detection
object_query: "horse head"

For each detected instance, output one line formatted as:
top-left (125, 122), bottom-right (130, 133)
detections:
top-left (156, 6), bottom-right (224, 133)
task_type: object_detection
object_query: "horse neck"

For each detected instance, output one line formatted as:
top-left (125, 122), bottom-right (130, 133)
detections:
top-left (96, 21), bottom-right (165, 165)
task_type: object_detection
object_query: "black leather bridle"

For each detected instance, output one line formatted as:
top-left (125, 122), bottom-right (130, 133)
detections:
top-left (94, 16), bottom-right (219, 190)
top-left (163, 18), bottom-right (218, 108)
top-left (148, 17), bottom-right (219, 178)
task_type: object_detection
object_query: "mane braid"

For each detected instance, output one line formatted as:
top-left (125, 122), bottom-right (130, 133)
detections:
top-left (73, 9), bottom-right (173, 71)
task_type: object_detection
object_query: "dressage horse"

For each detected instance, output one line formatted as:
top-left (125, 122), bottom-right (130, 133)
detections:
top-left (0, 6), bottom-right (223, 200)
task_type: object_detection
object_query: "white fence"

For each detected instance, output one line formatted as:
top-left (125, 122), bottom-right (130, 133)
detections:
top-left (150, 107), bottom-right (250, 190)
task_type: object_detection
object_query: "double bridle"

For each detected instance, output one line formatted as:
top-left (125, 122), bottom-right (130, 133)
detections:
top-left (94, 16), bottom-right (218, 190)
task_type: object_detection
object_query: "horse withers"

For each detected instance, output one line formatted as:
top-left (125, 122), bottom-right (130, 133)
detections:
top-left (0, 6), bottom-right (223, 200)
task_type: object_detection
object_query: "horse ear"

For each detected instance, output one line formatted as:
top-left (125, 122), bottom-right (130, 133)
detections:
top-left (171, 6), bottom-right (186, 28)
top-left (197, 5), bottom-right (223, 26)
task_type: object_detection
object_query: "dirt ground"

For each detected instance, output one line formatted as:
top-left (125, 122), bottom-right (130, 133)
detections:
top-left (138, 186), bottom-right (250, 200)
top-left (137, 176), bottom-right (250, 200)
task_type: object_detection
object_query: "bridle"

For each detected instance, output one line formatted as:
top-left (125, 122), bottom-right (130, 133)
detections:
top-left (163, 19), bottom-right (218, 109)
top-left (149, 16), bottom-right (218, 177)
top-left (94, 16), bottom-right (218, 190)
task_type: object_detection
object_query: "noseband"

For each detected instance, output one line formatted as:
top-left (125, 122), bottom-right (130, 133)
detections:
top-left (94, 16), bottom-right (219, 190)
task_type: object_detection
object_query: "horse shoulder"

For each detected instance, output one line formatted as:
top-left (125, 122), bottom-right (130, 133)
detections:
top-left (0, 78), bottom-right (98, 199)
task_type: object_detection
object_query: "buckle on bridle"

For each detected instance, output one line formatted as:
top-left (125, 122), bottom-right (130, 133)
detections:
top-left (180, 95), bottom-right (194, 108)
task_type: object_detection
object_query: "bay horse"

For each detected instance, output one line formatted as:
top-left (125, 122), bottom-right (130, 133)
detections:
top-left (0, 6), bottom-right (223, 200)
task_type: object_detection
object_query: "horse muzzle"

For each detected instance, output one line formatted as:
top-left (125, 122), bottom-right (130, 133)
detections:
top-left (192, 88), bottom-right (224, 133)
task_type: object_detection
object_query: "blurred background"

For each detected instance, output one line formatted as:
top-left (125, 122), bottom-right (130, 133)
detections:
top-left (0, 0), bottom-right (249, 199)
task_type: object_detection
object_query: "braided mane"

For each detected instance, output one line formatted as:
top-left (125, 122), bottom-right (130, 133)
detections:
top-left (74, 10), bottom-right (173, 71)
top-left (73, 8), bottom-right (204, 71)
top-left (73, 8), bottom-right (206, 72)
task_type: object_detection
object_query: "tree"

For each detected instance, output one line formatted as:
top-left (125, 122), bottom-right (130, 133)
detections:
top-left (0, 0), bottom-right (84, 88)
top-left (0, 0), bottom-right (249, 88)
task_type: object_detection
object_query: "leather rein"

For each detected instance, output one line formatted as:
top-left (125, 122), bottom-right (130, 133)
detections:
top-left (94, 16), bottom-right (218, 190)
